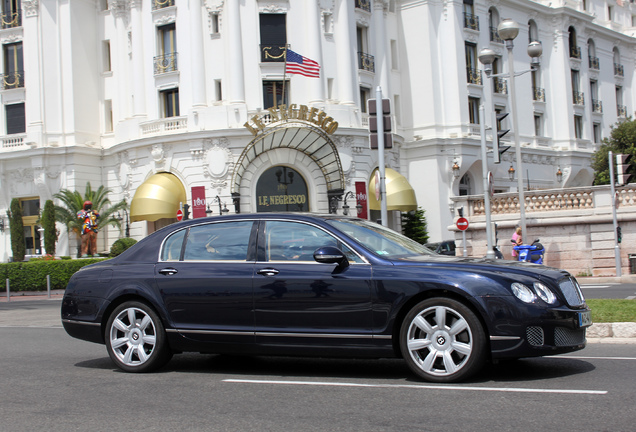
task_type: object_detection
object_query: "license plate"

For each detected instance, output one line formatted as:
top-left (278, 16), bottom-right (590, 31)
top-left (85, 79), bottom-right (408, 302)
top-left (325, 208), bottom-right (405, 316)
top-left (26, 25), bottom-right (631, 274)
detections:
top-left (578, 311), bottom-right (592, 328)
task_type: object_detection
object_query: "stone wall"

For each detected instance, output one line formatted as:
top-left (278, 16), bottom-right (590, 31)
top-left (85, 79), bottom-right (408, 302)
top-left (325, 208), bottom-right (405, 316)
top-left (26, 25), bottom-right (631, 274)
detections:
top-left (451, 184), bottom-right (636, 277)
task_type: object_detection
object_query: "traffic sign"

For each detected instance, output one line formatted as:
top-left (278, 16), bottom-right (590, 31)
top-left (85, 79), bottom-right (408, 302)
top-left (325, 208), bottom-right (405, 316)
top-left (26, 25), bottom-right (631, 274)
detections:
top-left (456, 217), bottom-right (469, 231)
top-left (176, 209), bottom-right (183, 221)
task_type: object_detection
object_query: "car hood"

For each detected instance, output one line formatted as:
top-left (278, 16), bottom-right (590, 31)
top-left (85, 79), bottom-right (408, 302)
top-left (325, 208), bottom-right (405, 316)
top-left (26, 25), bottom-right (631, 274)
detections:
top-left (393, 254), bottom-right (571, 282)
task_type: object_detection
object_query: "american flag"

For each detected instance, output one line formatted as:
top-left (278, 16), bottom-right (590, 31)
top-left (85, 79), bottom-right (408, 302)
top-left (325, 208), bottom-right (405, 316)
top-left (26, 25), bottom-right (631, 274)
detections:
top-left (285, 49), bottom-right (320, 78)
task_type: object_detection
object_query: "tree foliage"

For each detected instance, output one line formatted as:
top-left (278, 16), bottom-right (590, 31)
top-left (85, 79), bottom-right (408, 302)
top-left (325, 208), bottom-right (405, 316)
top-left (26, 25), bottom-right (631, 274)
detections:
top-left (7, 198), bottom-right (25, 262)
top-left (401, 207), bottom-right (429, 244)
top-left (591, 117), bottom-right (636, 185)
top-left (53, 183), bottom-right (128, 241)
top-left (40, 199), bottom-right (58, 256)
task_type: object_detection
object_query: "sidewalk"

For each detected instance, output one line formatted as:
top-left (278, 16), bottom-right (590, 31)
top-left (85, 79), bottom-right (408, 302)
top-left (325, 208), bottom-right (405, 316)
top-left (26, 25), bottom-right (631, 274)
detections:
top-left (0, 289), bottom-right (65, 302)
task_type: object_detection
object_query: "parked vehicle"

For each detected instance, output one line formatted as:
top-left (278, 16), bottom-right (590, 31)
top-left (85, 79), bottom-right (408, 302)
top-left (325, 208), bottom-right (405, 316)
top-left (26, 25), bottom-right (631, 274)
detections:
top-left (62, 214), bottom-right (590, 383)
top-left (513, 239), bottom-right (545, 264)
top-left (424, 240), bottom-right (456, 256)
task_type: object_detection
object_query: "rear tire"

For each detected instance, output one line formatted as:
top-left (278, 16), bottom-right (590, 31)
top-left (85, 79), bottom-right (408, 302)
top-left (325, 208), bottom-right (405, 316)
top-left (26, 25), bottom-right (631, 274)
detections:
top-left (400, 297), bottom-right (486, 383)
top-left (105, 301), bottom-right (172, 373)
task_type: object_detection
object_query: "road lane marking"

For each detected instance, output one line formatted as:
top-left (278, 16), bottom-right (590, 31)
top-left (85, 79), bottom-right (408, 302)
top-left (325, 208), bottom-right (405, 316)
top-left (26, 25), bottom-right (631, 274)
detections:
top-left (580, 285), bottom-right (611, 289)
top-left (224, 379), bottom-right (607, 395)
top-left (554, 355), bottom-right (636, 361)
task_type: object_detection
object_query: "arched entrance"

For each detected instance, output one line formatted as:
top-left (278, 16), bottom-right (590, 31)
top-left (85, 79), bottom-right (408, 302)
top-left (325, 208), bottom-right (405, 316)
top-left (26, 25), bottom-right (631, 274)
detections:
top-left (232, 120), bottom-right (345, 213)
top-left (256, 166), bottom-right (309, 212)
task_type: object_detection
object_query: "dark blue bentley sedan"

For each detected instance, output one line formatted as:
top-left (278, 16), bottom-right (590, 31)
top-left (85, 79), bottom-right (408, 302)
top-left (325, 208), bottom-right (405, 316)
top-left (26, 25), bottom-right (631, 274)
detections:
top-left (61, 213), bottom-right (591, 382)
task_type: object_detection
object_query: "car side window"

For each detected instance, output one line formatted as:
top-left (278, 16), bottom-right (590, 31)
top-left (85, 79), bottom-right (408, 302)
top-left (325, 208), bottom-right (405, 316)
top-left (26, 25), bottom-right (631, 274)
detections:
top-left (265, 221), bottom-right (363, 263)
top-left (161, 229), bottom-right (186, 261)
top-left (181, 221), bottom-right (253, 261)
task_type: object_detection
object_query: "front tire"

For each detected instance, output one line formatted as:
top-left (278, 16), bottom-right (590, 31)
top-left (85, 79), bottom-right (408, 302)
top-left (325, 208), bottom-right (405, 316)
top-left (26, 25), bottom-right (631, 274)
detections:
top-left (105, 301), bottom-right (172, 373)
top-left (400, 298), bottom-right (486, 383)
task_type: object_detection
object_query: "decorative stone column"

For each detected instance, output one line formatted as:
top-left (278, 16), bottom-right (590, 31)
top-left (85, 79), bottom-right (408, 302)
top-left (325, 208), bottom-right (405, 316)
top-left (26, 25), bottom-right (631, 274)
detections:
top-left (130, 0), bottom-right (146, 117)
top-left (335, 0), bottom-right (356, 105)
top-left (227, 0), bottom-right (245, 104)
top-left (306, 0), bottom-right (325, 104)
top-left (190, 0), bottom-right (207, 107)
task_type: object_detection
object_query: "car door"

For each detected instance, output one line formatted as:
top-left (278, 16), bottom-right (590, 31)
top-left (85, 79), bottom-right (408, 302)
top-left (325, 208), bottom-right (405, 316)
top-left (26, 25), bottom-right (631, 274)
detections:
top-left (253, 220), bottom-right (373, 351)
top-left (154, 220), bottom-right (257, 345)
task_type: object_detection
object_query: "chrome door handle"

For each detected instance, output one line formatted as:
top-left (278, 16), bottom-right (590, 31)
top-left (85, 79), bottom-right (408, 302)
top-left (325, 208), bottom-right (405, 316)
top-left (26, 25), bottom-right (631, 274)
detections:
top-left (257, 268), bottom-right (279, 276)
top-left (158, 268), bottom-right (178, 276)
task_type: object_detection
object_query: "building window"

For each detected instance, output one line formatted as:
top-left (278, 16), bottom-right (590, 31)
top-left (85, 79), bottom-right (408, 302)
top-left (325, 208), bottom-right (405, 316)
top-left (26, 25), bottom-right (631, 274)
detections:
top-left (2, 41), bottom-right (23, 89)
top-left (360, 87), bottom-right (371, 113)
top-left (608, 6), bottom-right (613, 21)
top-left (104, 99), bottom-right (113, 132)
top-left (155, 24), bottom-right (177, 74)
top-left (260, 14), bottom-right (287, 62)
top-left (593, 123), bottom-right (601, 144)
top-left (574, 115), bottom-right (583, 139)
top-left (20, 197), bottom-right (41, 256)
top-left (214, 80), bottom-right (222, 102)
top-left (568, 27), bottom-right (580, 59)
top-left (357, 25), bottom-right (374, 72)
top-left (1, 0), bottom-right (21, 28)
top-left (465, 42), bottom-right (480, 84)
top-left (102, 40), bottom-right (111, 72)
top-left (262, 80), bottom-right (289, 110)
top-left (390, 39), bottom-right (398, 70)
top-left (463, 0), bottom-right (479, 30)
top-left (394, 95), bottom-right (401, 126)
top-left (534, 113), bottom-right (543, 137)
top-left (459, 174), bottom-right (472, 196)
top-left (468, 97), bottom-right (479, 125)
top-left (210, 13), bottom-right (220, 35)
top-left (6, 102), bottom-right (25, 134)
top-left (160, 88), bottom-right (179, 118)
top-left (528, 20), bottom-right (539, 43)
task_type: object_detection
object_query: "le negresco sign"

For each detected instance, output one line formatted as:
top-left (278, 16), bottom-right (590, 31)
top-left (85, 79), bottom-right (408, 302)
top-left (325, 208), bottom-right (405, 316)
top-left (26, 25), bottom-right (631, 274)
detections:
top-left (244, 104), bottom-right (339, 136)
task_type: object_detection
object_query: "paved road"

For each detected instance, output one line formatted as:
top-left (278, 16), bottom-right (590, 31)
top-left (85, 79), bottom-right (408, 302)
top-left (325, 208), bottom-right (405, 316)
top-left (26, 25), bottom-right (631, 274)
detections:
top-left (579, 282), bottom-right (636, 299)
top-left (1, 322), bottom-right (636, 431)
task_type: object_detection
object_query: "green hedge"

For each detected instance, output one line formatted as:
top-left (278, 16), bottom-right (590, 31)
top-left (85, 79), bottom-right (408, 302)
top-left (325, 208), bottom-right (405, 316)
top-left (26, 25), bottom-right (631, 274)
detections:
top-left (0, 258), bottom-right (108, 292)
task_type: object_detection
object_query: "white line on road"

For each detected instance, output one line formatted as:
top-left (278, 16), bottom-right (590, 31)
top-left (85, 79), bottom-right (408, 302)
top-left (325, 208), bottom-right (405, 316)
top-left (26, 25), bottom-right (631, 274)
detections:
top-left (224, 379), bottom-right (607, 395)
top-left (580, 285), bottom-right (611, 289)
top-left (554, 355), bottom-right (636, 361)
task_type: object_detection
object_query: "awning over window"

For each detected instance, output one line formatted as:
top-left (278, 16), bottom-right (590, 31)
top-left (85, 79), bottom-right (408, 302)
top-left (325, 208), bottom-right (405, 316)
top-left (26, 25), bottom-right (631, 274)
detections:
top-left (368, 167), bottom-right (418, 212)
top-left (130, 173), bottom-right (187, 222)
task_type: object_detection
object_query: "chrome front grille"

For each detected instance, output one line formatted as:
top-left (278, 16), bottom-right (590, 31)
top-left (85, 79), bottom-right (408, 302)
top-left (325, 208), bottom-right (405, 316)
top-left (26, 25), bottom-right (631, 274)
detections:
top-left (555, 327), bottom-right (586, 346)
top-left (526, 326), bottom-right (544, 346)
top-left (558, 277), bottom-right (586, 307)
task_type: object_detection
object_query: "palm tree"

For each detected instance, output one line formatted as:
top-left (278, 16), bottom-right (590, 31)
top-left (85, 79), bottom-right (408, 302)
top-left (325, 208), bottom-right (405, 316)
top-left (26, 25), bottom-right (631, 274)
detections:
top-left (54, 183), bottom-right (128, 253)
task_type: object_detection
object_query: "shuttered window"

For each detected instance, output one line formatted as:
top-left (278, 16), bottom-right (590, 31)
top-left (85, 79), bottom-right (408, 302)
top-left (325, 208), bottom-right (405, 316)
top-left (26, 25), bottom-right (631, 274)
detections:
top-left (6, 102), bottom-right (25, 134)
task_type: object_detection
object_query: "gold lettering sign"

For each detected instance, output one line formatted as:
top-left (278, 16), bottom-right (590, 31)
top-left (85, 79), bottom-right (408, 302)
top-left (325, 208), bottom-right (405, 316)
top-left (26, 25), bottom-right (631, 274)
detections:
top-left (244, 104), bottom-right (339, 136)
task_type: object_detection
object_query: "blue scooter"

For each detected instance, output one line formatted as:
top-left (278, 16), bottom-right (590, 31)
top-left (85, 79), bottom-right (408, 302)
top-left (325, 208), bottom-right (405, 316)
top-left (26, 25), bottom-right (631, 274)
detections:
top-left (513, 239), bottom-right (545, 264)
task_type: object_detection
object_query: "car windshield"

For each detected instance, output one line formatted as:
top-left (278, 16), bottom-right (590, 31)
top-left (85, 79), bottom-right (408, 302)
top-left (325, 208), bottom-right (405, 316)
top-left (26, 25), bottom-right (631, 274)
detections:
top-left (327, 218), bottom-right (437, 259)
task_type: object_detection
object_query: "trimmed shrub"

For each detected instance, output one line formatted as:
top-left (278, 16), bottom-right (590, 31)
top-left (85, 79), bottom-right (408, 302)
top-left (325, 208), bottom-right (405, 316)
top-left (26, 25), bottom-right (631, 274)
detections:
top-left (0, 258), bottom-right (108, 292)
top-left (110, 237), bottom-right (138, 257)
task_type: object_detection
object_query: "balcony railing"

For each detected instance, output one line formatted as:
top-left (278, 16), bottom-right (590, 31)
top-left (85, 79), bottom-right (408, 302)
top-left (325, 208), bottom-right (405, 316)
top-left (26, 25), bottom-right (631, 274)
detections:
top-left (614, 63), bottom-right (624, 77)
top-left (154, 53), bottom-right (178, 74)
top-left (533, 87), bottom-right (546, 102)
top-left (141, 116), bottom-right (188, 136)
top-left (573, 91), bottom-right (585, 105)
top-left (0, 134), bottom-right (26, 149)
top-left (617, 105), bottom-right (627, 117)
top-left (493, 77), bottom-right (507, 94)
top-left (592, 99), bottom-right (603, 113)
top-left (152, 0), bottom-right (175, 9)
top-left (260, 44), bottom-right (287, 63)
top-left (466, 67), bottom-right (482, 85)
top-left (570, 46), bottom-right (581, 59)
top-left (463, 13), bottom-right (479, 31)
top-left (1, 71), bottom-right (24, 90)
top-left (355, 0), bottom-right (371, 12)
top-left (588, 56), bottom-right (600, 70)
top-left (358, 52), bottom-right (375, 72)
top-left (490, 26), bottom-right (503, 43)
top-left (1, 11), bottom-right (21, 28)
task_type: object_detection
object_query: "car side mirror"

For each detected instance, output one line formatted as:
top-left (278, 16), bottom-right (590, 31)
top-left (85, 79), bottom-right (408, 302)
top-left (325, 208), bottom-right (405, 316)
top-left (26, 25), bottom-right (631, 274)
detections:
top-left (313, 246), bottom-right (349, 269)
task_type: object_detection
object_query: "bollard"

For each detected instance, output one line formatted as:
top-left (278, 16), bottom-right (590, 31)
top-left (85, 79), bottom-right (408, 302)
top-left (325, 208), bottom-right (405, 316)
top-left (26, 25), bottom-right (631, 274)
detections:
top-left (6, 278), bottom-right (9, 302)
top-left (47, 275), bottom-right (51, 299)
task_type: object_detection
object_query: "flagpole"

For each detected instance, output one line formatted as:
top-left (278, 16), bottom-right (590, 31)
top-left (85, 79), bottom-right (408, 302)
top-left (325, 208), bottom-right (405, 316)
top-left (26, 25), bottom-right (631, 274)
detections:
top-left (281, 44), bottom-right (288, 111)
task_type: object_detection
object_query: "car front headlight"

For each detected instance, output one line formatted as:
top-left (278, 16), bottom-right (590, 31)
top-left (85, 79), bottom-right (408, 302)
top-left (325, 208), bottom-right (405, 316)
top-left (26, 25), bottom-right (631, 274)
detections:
top-left (534, 282), bottom-right (557, 304)
top-left (511, 282), bottom-right (536, 303)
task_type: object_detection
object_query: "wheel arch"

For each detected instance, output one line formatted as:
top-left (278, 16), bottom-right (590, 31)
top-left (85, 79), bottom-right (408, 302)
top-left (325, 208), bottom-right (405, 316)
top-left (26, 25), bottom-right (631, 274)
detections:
top-left (100, 293), bottom-right (170, 344)
top-left (390, 288), bottom-right (492, 358)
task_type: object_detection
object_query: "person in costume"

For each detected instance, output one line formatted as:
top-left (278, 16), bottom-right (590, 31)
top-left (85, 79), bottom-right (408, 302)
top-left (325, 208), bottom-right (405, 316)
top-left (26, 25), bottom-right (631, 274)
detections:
top-left (77, 201), bottom-right (99, 257)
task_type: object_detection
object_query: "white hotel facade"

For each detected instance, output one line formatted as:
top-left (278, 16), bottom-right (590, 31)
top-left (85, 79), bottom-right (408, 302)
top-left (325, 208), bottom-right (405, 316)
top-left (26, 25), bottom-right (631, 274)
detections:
top-left (0, 0), bottom-right (634, 259)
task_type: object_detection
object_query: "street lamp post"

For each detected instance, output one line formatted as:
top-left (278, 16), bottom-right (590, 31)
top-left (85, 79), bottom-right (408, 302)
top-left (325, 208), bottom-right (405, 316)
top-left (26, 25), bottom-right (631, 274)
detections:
top-left (478, 48), bottom-right (496, 259)
top-left (496, 18), bottom-right (543, 244)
